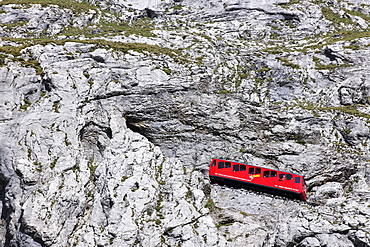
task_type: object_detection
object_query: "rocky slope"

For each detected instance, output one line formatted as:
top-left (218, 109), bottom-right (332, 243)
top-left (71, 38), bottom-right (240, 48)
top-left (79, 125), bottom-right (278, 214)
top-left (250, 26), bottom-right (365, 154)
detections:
top-left (0, 0), bottom-right (370, 246)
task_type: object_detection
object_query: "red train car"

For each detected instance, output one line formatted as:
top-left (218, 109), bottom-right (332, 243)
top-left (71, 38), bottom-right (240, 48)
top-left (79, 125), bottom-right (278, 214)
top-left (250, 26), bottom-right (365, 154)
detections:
top-left (209, 158), bottom-right (307, 201)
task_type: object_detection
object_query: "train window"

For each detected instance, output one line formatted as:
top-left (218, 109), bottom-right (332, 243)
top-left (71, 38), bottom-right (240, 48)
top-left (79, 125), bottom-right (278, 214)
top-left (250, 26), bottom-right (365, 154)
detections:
top-left (256, 168), bottom-right (261, 174)
top-left (271, 171), bottom-right (277, 177)
top-left (279, 174), bottom-right (285, 181)
top-left (240, 165), bottom-right (246, 171)
top-left (218, 162), bottom-right (224, 169)
top-left (225, 162), bottom-right (231, 168)
top-left (233, 165), bottom-right (239, 172)
top-left (295, 177), bottom-right (301, 183)
top-left (263, 171), bottom-right (270, 177)
top-left (286, 174), bottom-right (292, 180)
top-left (211, 160), bottom-right (216, 166)
top-left (249, 167), bottom-right (254, 174)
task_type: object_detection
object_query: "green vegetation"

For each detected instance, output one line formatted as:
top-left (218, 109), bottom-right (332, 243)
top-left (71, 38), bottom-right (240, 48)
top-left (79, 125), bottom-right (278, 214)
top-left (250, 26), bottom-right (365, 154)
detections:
top-left (64, 133), bottom-right (72, 146)
top-left (321, 6), bottom-right (354, 27)
top-left (294, 101), bottom-right (370, 119)
top-left (0, 0), bottom-right (157, 40)
top-left (155, 219), bottom-right (162, 225)
top-left (17, 58), bottom-right (43, 74)
top-left (261, 1), bottom-right (370, 58)
top-left (257, 68), bottom-right (271, 73)
top-left (50, 157), bottom-right (59, 169)
top-left (295, 139), bottom-right (306, 145)
top-left (87, 158), bottom-right (98, 180)
top-left (343, 128), bottom-right (352, 135)
top-left (34, 161), bottom-right (42, 171)
top-left (216, 221), bottom-right (234, 228)
top-left (121, 176), bottom-right (130, 182)
top-left (195, 32), bottom-right (214, 44)
top-left (104, 18), bottom-right (156, 38)
top-left (172, 5), bottom-right (184, 10)
top-left (162, 67), bottom-right (171, 75)
top-left (53, 101), bottom-right (60, 113)
top-left (0, 51), bottom-right (43, 74)
top-left (240, 211), bottom-right (248, 217)
top-left (343, 44), bottom-right (361, 50)
top-left (279, 0), bottom-right (300, 6)
top-left (185, 188), bottom-right (192, 199)
top-left (1, 37), bottom-right (185, 61)
top-left (87, 80), bottom-right (94, 89)
top-left (20, 99), bottom-right (32, 110)
top-left (219, 89), bottom-right (232, 94)
top-left (0, 54), bottom-right (7, 65)
top-left (204, 198), bottom-right (217, 212)
top-left (262, 49), bottom-right (282, 54)
top-left (312, 56), bottom-right (351, 70)
top-left (275, 57), bottom-right (300, 69)
top-left (0, 0), bottom-right (97, 13)
top-left (0, 1), bottom-right (189, 67)
top-left (62, 17), bottom-right (156, 38)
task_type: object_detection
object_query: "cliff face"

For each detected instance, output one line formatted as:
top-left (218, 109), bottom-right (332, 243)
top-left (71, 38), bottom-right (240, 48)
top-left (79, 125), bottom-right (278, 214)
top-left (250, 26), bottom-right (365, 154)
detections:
top-left (0, 0), bottom-right (370, 246)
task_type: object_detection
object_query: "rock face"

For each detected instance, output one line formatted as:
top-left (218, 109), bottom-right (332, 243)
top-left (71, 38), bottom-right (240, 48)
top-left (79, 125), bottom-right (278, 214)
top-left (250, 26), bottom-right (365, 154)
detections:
top-left (0, 0), bottom-right (370, 246)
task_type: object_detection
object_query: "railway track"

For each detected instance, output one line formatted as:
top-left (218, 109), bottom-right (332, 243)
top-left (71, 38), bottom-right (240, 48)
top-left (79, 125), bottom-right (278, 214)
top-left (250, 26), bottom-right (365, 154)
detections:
top-left (211, 182), bottom-right (318, 207)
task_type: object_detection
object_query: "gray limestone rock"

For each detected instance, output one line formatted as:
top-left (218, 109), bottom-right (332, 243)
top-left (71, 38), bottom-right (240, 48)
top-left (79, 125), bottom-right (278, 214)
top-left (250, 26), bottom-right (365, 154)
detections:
top-left (0, 0), bottom-right (370, 246)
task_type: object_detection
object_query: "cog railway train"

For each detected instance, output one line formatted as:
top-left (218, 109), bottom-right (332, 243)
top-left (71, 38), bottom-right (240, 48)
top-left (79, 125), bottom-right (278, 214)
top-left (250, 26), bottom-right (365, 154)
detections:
top-left (209, 158), bottom-right (307, 201)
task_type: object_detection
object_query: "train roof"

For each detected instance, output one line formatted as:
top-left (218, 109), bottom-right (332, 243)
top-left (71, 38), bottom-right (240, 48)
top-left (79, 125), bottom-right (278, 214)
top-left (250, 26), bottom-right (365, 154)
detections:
top-left (211, 158), bottom-right (304, 177)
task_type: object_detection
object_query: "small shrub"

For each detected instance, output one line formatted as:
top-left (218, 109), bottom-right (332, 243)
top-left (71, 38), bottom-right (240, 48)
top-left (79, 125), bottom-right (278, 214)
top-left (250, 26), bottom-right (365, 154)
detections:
top-left (20, 99), bottom-right (32, 110)
top-left (204, 199), bottom-right (217, 212)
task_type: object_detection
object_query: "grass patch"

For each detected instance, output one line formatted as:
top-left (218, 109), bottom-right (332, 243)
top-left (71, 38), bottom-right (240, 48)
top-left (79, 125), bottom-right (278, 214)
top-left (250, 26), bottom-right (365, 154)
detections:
top-left (162, 67), bottom-right (171, 75)
top-left (87, 158), bottom-right (98, 180)
top-left (62, 17), bottom-right (157, 38)
top-left (296, 102), bottom-right (370, 119)
top-left (0, 0), bottom-right (97, 13)
top-left (0, 44), bottom-right (25, 57)
top-left (0, 2), bottom-right (157, 39)
top-left (343, 44), bottom-right (361, 50)
top-left (321, 6), bottom-right (355, 27)
top-left (216, 221), bottom-right (234, 228)
top-left (20, 99), bottom-right (31, 110)
top-left (0, 37), bottom-right (187, 66)
top-left (53, 101), bottom-right (60, 113)
top-left (50, 157), bottom-right (59, 169)
top-left (260, 1), bottom-right (370, 55)
top-left (240, 211), bottom-right (248, 217)
top-left (219, 89), bottom-right (232, 94)
top-left (102, 18), bottom-right (156, 38)
top-left (276, 57), bottom-right (300, 69)
top-left (172, 5), bottom-right (184, 10)
top-left (204, 199), bottom-right (217, 212)
top-left (64, 133), bottom-right (71, 146)
top-left (276, 0), bottom-right (300, 7)
top-left (312, 56), bottom-right (352, 70)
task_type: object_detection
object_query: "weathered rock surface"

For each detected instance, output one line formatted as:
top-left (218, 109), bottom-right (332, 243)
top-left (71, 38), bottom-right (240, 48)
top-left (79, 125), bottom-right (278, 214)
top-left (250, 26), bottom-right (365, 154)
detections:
top-left (1, 0), bottom-right (370, 246)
